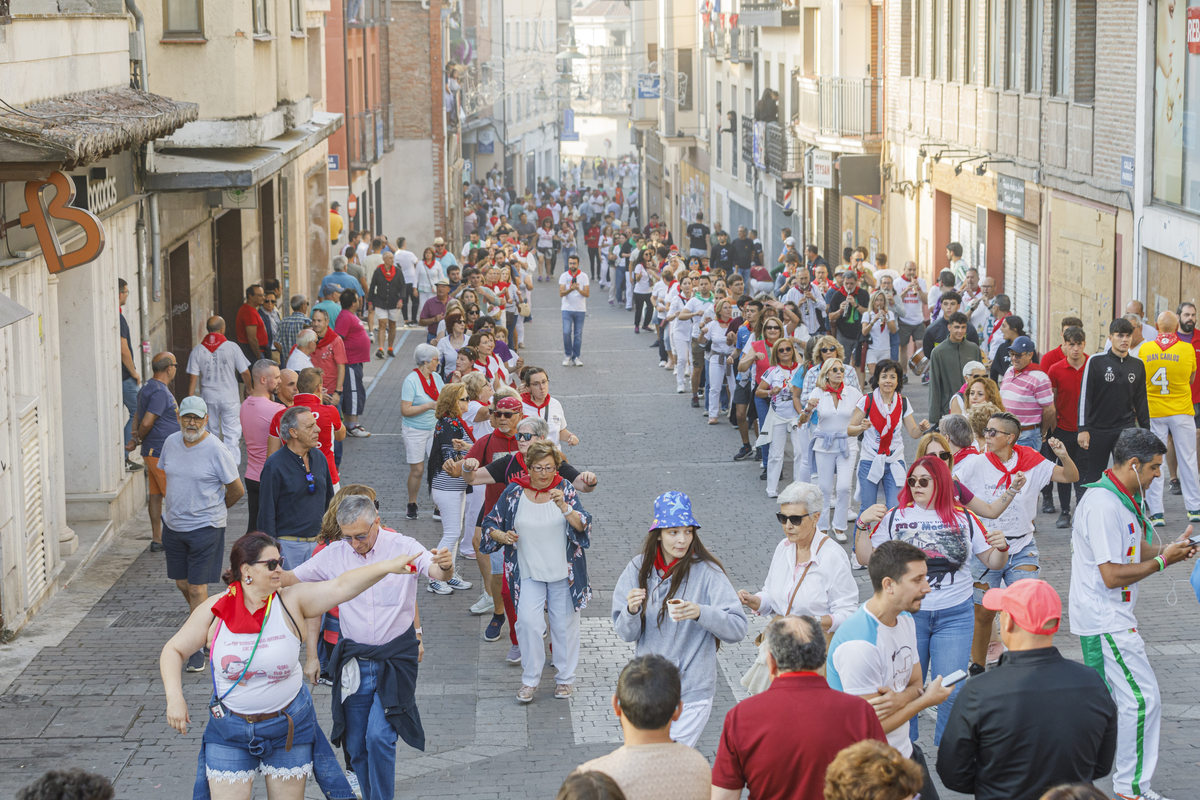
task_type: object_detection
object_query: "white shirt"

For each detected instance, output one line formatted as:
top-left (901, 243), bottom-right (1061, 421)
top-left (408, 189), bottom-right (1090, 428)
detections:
top-left (704, 319), bottom-right (734, 357)
top-left (762, 365), bottom-right (801, 417)
top-left (186, 340), bottom-right (250, 402)
top-left (685, 295), bottom-right (714, 339)
top-left (894, 276), bottom-right (927, 325)
top-left (754, 534), bottom-right (858, 631)
top-left (871, 505), bottom-right (991, 610)
top-left (286, 348), bottom-right (314, 371)
top-left (862, 310), bottom-right (895, 351)
top-left (396, 249), bottom-right (419, 284)
top-left (668, 294), bottom-right (689, 338)
top-left (632, 263), bottom-right (651, 294)
top-left (414, 260), bottom-right (445, 293)
top-left (811, 386), bottom-right (863, 452)
top-left (970, 295), bottom-right (994, 336)
top-left (522, 396), bottom-right (567, 445)
top-left (830, 607), bottom-right (918, 757)
top-left (466, 400), bottom-right (493, 439)
top-left (560, 270), bottom-right (589, 312)
top-left (783, 285), bottom-right (827, 333)
top-left (955, 450), bottom-right (1056, 554)
top-left (1069, 486), bottom-right (1144, 636)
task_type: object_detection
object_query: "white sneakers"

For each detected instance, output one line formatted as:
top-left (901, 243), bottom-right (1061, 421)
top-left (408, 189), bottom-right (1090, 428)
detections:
top-left (562, 357), bottom-right (572, 366)
top-left (469, 592), bottom-right (493, 615)
top-left (427, 579), bottom-right (452, 595)
top-left (447, 572), bottom-right (473, 590)
top-left (572, 357), bottom-right (584, 366)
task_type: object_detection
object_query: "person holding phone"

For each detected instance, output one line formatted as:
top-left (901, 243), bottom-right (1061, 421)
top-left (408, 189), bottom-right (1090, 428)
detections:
top-left (559, 255), bottom-right (590, 367)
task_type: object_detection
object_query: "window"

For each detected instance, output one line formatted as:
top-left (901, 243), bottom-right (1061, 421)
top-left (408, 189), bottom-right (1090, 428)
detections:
top-left (731, 89), bottom-right (738, 179)
top-left (290, 0), bottom-right (302, 34)
top-left (480, 0), bottom-right (489, 28)
top-left (986, 0), bottom-right (1000, 85)
top-left (745, 87), bottom-right (753, 183)
top-left (307, 29), bottom-right (322, 99)
top-left (948, 0), bottom-right (959, 82)
top-left (516, 93), bottom-right (521, 121)
top-left (163, 0), bottom-right (203, 37)
top-left (253, 0), bottom-right (269, 35)
top-left (524, 21), bottom-right (530, 50)
top-left (965, 0), bottom-right (976, 83)
top-left (779, 62), bottom-right (786, 124)
top-left (679, 49), bottom-right (693, 110)
top-left (505, 22), bottom-right (511, 55)
top-left (932, 0), bottom-right (942, 79)
top-left (900, 0), bottom-right (912, 76)
top-left (804, 8), bottom-right (819, 75)
top-left (1051, 0), bottom-right (1067, 95)
top-left (1025, 0), bottom-right (1042, 92)
top-left (1004, 0), bottom-right (1019, 90)
top-left (1074, 0), bottom-right (1095, 103)
top-left (716, 79), bottom-right (723, 169)
top-left (915, 0), bottom-right (925, 77)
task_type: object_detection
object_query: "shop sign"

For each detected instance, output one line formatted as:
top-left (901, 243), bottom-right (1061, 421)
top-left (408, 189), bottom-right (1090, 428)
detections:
top-left (997, 175), bottom-right (1025, 217)
top-left (808, 149), bottom-right (833, 189)
top-left (19, 171), bottom-right (106, 274)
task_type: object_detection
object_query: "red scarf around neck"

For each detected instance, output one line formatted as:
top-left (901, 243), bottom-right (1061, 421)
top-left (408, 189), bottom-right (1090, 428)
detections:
top-left (449, 414), bottom-right (475, 443)
top-left (653, 547), bottom-right (681, 579)
top-left (201, 333), bottom-right (228, 353)
top-left (568, 268), bottom-right (581, 281)
top-left (475, 359), bottom-right (494, 379)
top-left (1150, 332), bottom-right (1180, 352)
top-left (211, 583), bottom-right (273, 634)
top-left (985, 445), bottom-right (1045, 490)
top-left (413, 368), bottom-right (440, 401)
top-left (380, 263), bottom-right (397, 282)
top-left (522, 391), bottom-right (551, 412)
top-left (869, 390), bottom-right (904, 454)
top-left (777, 360), bottom-right (799, 374)
top-left (317, 328), bottom-right (339, 350)
top-left (953, 445), bottom-right (980, 465)
top-left (990, 314), bottom-right (1009, 339)
top-left (511, 460), bottom-right (560, 498)
top-left (825, 382), bottom-right (844, 402)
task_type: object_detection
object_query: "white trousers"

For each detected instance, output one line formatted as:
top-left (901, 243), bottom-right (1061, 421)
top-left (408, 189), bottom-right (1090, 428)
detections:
top-left (672, 329), bottom-right (692, 390)
top-left (1083, 629), bottom-right (1161, 796)
top-left (766, 417), bottom-right (804, 495)
top-left (1148, 414), bottom-right (1200, 513)
top-left (463, 487), bottom-right (485, 559)
top-left (814, 447), bottom-right (857, 532)
top-left (430, 488), bottom-right (469, 563)
top-left (517, 577), bottom-right (580, 689)
top-left (669, 698), bottom-right (714, 748)
top-left (203, 397), bottom-right (242, 466)
top-left (607, 266), bottom-right (617, 301)
top-left (707, 355), bottom-right (735, 419)
top-left (515, 310), bottom-right (526, 346)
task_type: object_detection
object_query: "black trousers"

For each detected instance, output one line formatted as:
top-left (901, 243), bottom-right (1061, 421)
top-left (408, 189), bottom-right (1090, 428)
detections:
top-left (910, 743), bottom-right (941, 800)
top-left (657, 321), bottom-right (669, 362)
top-left (1041, 427), bottom-right (1085, 509)
top-left (1078, 425), bottom-right (1131, 488)
top-left (633, 292), bottom-right (653, 328)
top-left (245, 478), bottom-right (260, 533)
top-left (588, 247), bottom-right (601, 278)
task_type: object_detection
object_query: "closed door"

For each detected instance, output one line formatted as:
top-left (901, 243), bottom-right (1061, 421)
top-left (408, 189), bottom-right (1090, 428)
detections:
top-left (168, 243), bottom-right (193, 402)
top-left (260, 179), bottom-right (277, 283)
top-left (215, 211), bottom-right (244, 333)
top-left (1046, 196), bottom-right (1114, 353)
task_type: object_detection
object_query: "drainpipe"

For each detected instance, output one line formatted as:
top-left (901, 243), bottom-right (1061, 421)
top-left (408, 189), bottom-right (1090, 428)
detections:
top-left (125, 0), bottom-right (163, 302)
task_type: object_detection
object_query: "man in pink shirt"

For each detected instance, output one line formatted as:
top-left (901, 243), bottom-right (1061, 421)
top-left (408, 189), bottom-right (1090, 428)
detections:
top-left (238, 359), bottom-right (284, 532)
top-left (334, 288), bottom-right (372, 437)
top-left (286, 495), bottom-right (454, 800)
top-left (999, 336), bottom-right (1056, 451)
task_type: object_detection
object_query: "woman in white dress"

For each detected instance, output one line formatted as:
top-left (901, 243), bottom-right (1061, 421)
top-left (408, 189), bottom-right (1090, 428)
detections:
top-left (798, 358), bottom-right (862, 541)
top-left (755, 337), bottom-right (804, 499)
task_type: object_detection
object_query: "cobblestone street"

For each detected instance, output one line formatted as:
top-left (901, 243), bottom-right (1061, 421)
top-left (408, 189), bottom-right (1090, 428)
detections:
top-left (3, 284), bottom-right (1200, 799)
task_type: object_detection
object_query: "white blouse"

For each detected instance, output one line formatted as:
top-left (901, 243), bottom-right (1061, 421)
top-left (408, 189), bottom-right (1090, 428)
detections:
top-left (754, 533), bottom-right (859, 632)
top-left (811, 386), bottom-right (864, 454)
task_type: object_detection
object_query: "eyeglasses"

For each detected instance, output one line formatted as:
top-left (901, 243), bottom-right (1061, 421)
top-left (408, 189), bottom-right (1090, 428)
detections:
top-left (828, 367), bottom-right (844, 374)
top-left (529, 464), bottom-right (557, 474)
top-left (250, 558), bottom-right (285, 571)
top-left (516, 432), bottom-right (535, 441)
top-left (930, 451), bottom-right (952, 463)
top-left (906, 476), bottom-right (932, 489)
top-left (764, 325), bottom-right (782, 331)
top-left (340, 531), bottom-right (373, 543)
top-left (820, 346), bottom-right (837, 354)
top-left (777, 347), bottom-right (794, 354)
top-left (983, 427), bottom-right (1012, 438)
top-left (304, 472), bottom-right (317, 495)
top-left (776, 512), bottom-right (811, 526)
top-left (492, 410), bottom-right (518, 419)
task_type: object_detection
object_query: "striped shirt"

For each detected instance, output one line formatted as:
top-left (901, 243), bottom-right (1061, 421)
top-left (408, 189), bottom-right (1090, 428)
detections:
top-left (1000, 366), bottom-right (1054, 426)
top-left (276, 311), bottom-right (311, 361)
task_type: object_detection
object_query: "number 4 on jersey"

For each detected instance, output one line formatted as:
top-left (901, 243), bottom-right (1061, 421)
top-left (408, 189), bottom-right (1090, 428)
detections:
top-left (1151, 366), bottom-right (1170, 395)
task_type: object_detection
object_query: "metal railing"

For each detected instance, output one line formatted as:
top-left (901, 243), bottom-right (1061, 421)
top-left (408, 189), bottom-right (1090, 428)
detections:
top-left (741, 115), bottom-right (754, 165)
top-left (584, 45), bottom-right (630, 60)
top-left (738, 2), bottom-right (800, 26)
top-left (726, 27), bottom-right (756, 63)
top-left (348, 107), bottom-right (383, 169)
top-left (794, 76), bottom-right (883, 139)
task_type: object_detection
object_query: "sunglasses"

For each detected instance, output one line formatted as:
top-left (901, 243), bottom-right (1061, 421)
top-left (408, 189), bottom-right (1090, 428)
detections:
top-left (828, 367), bottom-right (844, 374)
top-left (251, 558), bottom-right (285, 571)
top-left (906, 476), bottom-right (932, 488)
top-left (777, 347), bottom-right (794, 354)
top-left (930, 451), bottom-right (952, 463)
top-left (492, 410), bottom-right (518, 419)
top-left (304, 472), bottom-right (317, 495)
top-left (983, 427), bottom-right (1012, 438)
top-left (764, 325), bottom-right (782, 331)
top-left (516, 432), bottom-right (535, 441)
top-left (820, 346), bottom-right (837, 353)
top-left (776, 512), bottom-right (811, 526)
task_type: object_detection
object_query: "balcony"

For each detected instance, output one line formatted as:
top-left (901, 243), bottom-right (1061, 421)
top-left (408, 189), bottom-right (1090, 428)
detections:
top-left (794, 76), bottom-right (883, 148)
top-left (348, 107), bottom-right (384, 169)
top-left (584, 45), bottom-right (631, 61)
top-left (726, 26), bottom-right (755, 64)
top-left (347, 0), bottom-right (387, 27)
top-left (738, 2), bottom-right (800, 28)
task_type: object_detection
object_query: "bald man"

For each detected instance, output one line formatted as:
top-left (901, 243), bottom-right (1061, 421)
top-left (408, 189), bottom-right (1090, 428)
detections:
top-left (186, 316), bottom-right (251, 465)
top-left (1126, 299), bottom-right (1159, 345)
top-left (1139, 311), bottom-right (1200, 525)
top-left (127, 352), bottom-right (182, 549)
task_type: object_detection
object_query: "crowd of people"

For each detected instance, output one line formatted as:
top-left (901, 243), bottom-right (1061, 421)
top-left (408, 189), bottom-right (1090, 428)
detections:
top-left (104, 197), bottom-right (1200, 800)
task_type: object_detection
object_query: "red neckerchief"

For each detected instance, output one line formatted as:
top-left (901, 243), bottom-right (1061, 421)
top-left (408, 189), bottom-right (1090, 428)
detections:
top-left (831, 283), bottom-right (849, 298)
top-left (869, 390), bottom-right (904, 454)
top-left (814, 279), bottom-right (832, 293)
top-left (777, 361), bottom-right (799, 374)
top-left (474, 359), bottom-right (494, 379)
top-left (380, 263), bottom-right (397, 282)
top-left (449, 414), bottom-right (475, 443)
top-left (825, 382), bottom-right (844, 402)
top-left (413, 368), bottom-right (440, 401)
top-left (653, 548), bottom-right (681, 579)
top-left (511, 465), bottom-right (560, 498)
top-left (985, 445), bottom-right (1045, 490)
top-left (317, 328), bottom-right (339, 350)
top-left (522, 391), bottom-right (551, 412)
top-left (1105, 467), bottom-right (1146, 514)
top-left (423, 258), bottom-right (437, 269)
top-left (201, 332), bottom-right (227, 353)
top-left (211, 583), bottom-right (272, 635)
top-left (1150, 332), bottom-right (1181, 351)
top-left (953, 445), bottom-right (980, 465)
top-left (990, 314), bottom-right (1009, 339)
top-left (568, 268), bottom-right (581, 281)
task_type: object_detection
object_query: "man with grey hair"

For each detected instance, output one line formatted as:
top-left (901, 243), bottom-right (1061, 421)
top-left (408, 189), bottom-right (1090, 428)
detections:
top-left (401, 344), bottom-right (445, 520)
top-left (286, 494), bottom-right (454, 799)
top-left (286, 328), bottom-right (318, 371)
top-left (158, 395), bottom-right (243, 672)
top-left (276, 293), bottom-right (311, 361)
top-left (185, 316), bottom-right (251, 465)
top-left (258, 405), bottom-right (333, 566)
top-left (240, 358), bottom-right (284, 532)
top-left (321, 254), bottom-right (364, 299)
top-left (711, 615), bottom-right (886, 800)
top-left (939, 414), bottom-right (980, 462)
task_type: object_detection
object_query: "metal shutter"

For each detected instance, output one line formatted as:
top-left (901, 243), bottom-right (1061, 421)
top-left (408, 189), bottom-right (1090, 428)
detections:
top-left (21, 404), bottom-right (47, 605)
top-left (950, 196), bottom-right (978, 274)
top-left (1004, 217), bottom-right (1040, 342)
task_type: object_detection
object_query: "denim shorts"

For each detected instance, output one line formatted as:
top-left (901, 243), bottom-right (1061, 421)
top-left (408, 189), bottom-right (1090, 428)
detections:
top-left (971, 540), bottom-right (1040, 603)
top-left (203, 690), bottom-right (313, 784)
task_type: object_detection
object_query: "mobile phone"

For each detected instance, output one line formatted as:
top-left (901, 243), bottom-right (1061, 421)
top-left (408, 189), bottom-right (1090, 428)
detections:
top-left (941, 669), bottom-right (968, 688)
top-left (1187, 532), bottom-right (1200, 547)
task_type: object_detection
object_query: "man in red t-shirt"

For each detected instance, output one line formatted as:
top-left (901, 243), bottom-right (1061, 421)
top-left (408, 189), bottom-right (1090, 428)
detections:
top-left (1037, 315), bottom-right (1084, 375)
top-left (309, 307), bottom-right (347, 400)
top-left (712, 616), bottom-right (885, 800)
top-left (1044, 325), bottom-right (1088, 528)
top-left (235, 284), bottom-right (268, 362)
top-left (267, 367), bottom-right (346, 488)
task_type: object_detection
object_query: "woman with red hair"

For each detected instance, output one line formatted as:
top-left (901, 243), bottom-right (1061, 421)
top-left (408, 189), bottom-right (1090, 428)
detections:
top-left (852, 455), bottom-right (1010, 746)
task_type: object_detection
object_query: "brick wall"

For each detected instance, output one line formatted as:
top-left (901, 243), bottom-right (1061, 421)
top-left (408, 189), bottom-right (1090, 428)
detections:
top-left (390, 6), bottom-right (433, 141)
top-left (1092, 0), bottom-right (1135, 185)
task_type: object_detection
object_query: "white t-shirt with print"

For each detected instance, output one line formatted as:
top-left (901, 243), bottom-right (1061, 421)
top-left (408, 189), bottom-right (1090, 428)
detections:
top-left (830, 607), bottom-right (918, 757)
top-left (1069, 487), bottom-right (1144, 636)
top-left (685, 295), bottom-right (714, 339)
top-left (560, 270), bottom-right (589, 313)
top-left (762, 365), bottom-right (801, 417)
top-left (186, 340), bottom-right (251, 404)
top-left (955, 449), bottom-right (1055, 554)
top-left (862, 310), bottom-right (896, 351)
top-left (894, 277), bottom-right (927, 325)
top-left (632, 263), bottom-right (651, 294)
top-left (871, 505), bottom-right (991, 610)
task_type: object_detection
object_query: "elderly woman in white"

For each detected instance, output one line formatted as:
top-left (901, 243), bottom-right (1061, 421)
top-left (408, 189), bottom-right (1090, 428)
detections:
top-left (736, 481), bottom-right (858, 693)
top-left (797, 359), bottom-right (863, 542)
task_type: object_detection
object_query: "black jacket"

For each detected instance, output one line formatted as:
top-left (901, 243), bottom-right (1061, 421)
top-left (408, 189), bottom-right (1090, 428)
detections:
top-left (368, 267), bottom-right (407, 310)
top-left (328, 628), bottom-right (425, 752)
top-left (937, 647), bottom-right (1117, 800)
top-left (730, 237), bottom-right (755, 269)
top-left (1078, 349), bottom-right (1150, 432)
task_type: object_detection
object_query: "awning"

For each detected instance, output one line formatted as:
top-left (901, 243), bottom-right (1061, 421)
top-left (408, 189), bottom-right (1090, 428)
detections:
top-left (0, 292), bottom-right (34, 330)
top-left (0, 87), bottom-right (198, 174)
top-left (146, 112), bottom-right (343, 191)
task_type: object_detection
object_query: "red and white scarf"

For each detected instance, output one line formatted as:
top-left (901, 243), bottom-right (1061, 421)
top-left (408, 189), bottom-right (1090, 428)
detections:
top-left (201, 332), bottom-right (227, 354)
top-left (985, 445), bottom-right (1045, 490)
top-left (869, 390), bottom-right (904, 455)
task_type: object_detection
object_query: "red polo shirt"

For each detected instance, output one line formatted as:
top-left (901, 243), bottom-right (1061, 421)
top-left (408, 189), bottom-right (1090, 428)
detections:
top-left (712, 672), bottom-right (886, 800)
top-left (236, 303), bottom-right (268, 346)
top-left (466, 431), bottom-right (520, 515)
top-left (269, 394), bottom-right (344, 484)
top-left (1039, 344), bottom-right (1065, 374)
top-left (1047, 357), bottom-right (1088, 432)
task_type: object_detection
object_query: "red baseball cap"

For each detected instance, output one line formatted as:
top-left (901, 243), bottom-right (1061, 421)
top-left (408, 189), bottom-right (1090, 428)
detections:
top-left (982, 579), bottom-right (1061, 635)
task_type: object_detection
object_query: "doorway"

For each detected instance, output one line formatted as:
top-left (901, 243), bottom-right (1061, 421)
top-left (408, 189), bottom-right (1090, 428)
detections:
top-left (260, 179), bottom-right (277, 283)
top-left (168, 243), bottom-right (193, 403)
top-left (215, 211), bottom-right (244, 329)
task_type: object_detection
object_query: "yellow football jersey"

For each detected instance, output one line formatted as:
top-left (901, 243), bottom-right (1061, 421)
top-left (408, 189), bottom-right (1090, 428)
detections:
top-left (1140, 338), bottom-right (1197, 417)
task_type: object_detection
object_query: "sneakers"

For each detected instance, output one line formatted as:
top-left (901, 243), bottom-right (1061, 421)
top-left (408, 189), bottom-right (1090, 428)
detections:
top-left (832, 530), bottom-right (848, 543)
top-left (470, 592), bottom-right (494, 615)
top-left (1170, 478), bottom-right (1183, 496)
top-left (447, 572), bottom-right (473, 590)
top-left (554, 684), bottom-right (573, 699)
top-left (427, 579), bottom-right (453, 595)
top-left (376, 348), bottom-right (385, 359)
top-left (185, 651), bottom-right (206, 673)
top-left (1189, 510), bottom-right (1200, 523)
top-left (563, 357), bottom-right (572, 366)
top-left (516, 685), bottom-right (536, 703)
top-left (760, 467), bottom-right (768, 481)
top-left (506, 644), bottom-right (522, 663)
top-left (659, 360), bottom-right (667, 367)
top-left (633, 326), bottom-right (640, 334)
top-left (387, 347), bottom-right (395, 357)
top-left (572, 357), bottom-right (583, 366)
top-left (346, 770), bottom-right (363, 800)
top-left (676, 386), bottom-right (685, 393)
top-left (1041, 497), bottom-right (1056, 515)
top-left (406, 503), bottom-right (418, 520)
top-left (1151, 513), bottom-right (1166, 528)
top-left (150, 541), bottom-right (165, 552)
top-left (432, 508), bottom-right (442, 521)
top-left (968, 662), bottom-right (986, 677)
top-left (125, 459), bottom-right (144, 472)
top-left (1056, 510), bottom-right (1072, 529)
top-left (1118, 790), bottom-right (1175, 800)
top-left (691, 397), bottom-right (700, 408)
top-left (852, 560), bottom-right (867, 570)
top-left (484, 614), bottom-right (506, 642)
top-left (347, 425), bottom-right (371, 438)
top-left (733, 444), bottom-right (754, 461)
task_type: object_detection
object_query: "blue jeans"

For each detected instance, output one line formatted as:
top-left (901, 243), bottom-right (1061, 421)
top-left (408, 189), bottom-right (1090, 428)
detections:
top-left (122, 377), bottom-right (139, 444)
top-left (736, 267), bottom-right (752, 288)
top-left (858, 457), bottom-right (902, 509)
top-left (971, 540), bottom-right (1040, 602)
top-left (342, 658), bottom-right (400, 800)
top-left (911, 597), bottom-right (974, 746)
top-left (755, 395), bottom-right (771, 468)
top-left (613, 267), bottom-right (627, 304)
top-left (1017, 428), bottom-right (1042, 450)
top-left (562, 310), bottom-right (585, 359)
top-left (890, 330), bottom-right (900, 361)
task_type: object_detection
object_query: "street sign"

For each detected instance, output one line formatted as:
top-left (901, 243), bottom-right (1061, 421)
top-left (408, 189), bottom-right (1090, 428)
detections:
top-left (347, 194), bottom-right (358, 216)
top-left (328, 154), bottom-right (340, 171)
top-left (808, 149), bottom-right (833, 189)
top-left (1121, 156), bottom-right (1135, 187)
top-left (996, 175), bottom-right (1025, 217)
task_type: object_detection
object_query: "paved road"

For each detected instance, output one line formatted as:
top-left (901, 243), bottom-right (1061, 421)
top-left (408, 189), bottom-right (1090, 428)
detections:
top-left (3, 276), bottom-right (1200, 798)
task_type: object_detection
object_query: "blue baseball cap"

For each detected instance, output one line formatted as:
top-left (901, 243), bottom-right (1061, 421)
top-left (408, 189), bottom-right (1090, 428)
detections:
top-left (1009, 335), bottom-right (1036, 354)
top-left (649, 491), bottom-right (701, 532)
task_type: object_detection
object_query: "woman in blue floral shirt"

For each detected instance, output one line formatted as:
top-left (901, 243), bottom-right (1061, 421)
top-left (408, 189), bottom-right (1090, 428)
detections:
top-left (481, 439), bottom-right (592, 703)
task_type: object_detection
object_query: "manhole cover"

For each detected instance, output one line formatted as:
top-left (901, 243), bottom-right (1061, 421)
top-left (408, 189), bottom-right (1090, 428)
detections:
top-left (108, 611), bottom-right (190, 628)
